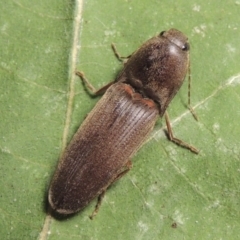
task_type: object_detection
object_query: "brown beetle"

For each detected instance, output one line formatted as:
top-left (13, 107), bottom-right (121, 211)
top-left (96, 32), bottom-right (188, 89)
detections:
top-left (48, 29), bottom-right (198, 216)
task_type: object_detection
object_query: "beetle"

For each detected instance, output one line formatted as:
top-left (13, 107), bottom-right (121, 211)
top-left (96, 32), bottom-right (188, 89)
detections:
top-left (48, 28), bottom-right (198, 216)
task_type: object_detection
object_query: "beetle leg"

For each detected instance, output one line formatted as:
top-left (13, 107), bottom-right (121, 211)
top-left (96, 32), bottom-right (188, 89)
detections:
top-left (113, 160), bottom-right (133, 182)
top-left (89, 160), bottom-right (132, 219)
top-left (165, 111), bottom-right (199, 154)
top-left (111, 43), bottom-right (132, 63)
top-left (89, 191), bottom-right (106, 220)
top-left (76, 71), bottom-right (114, 95)
top-left (76, 42), bottom-right (134, 96)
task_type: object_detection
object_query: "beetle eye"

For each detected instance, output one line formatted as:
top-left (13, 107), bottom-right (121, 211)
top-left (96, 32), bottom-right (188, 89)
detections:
top-left (182, 43), bottom-right (190, 51)
top-left (160, 31), bottom-right (165, 36)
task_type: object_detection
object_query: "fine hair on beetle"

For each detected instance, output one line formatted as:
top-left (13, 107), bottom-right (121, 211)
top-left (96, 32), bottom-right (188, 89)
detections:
top-left (48, 28), bottom-right (198, 218)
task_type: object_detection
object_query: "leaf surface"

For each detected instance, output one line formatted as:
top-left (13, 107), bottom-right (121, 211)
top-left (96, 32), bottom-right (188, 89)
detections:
top-left (1, 1), bottom-right (240, 239)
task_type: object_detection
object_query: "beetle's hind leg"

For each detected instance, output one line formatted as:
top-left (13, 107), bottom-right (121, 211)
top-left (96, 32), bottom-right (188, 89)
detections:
top-left (89, 160), bottom-right (132, 219)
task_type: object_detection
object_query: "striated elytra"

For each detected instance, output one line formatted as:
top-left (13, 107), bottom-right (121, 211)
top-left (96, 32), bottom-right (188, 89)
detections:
top-left (48, 29), bottom-right (195, 215)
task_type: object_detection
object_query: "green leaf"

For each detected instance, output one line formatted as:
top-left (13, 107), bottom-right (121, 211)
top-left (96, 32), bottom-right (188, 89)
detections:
top-left (1, 1), bottom-right (240, 239)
